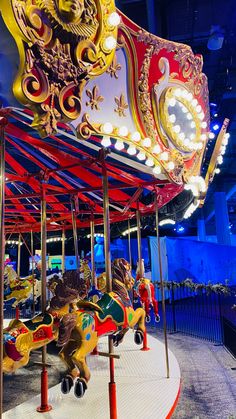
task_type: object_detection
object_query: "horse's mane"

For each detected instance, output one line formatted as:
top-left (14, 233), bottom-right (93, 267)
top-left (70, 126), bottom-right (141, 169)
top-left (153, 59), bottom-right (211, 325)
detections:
top-left (49, 270), bottom-right (87, 310)
top-left (111, 258), bottom-right (132, 307)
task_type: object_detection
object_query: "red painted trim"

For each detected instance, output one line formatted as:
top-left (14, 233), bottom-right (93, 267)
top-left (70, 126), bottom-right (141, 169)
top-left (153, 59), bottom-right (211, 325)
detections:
top-left (166, 379), bottom-right (181, 419)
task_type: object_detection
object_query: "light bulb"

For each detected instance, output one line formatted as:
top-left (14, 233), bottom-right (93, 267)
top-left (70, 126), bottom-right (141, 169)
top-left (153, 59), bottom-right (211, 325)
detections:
top-left (102, 122), bottom-right (113, 134)
top-left (184, 138), bottom-right (190, 147)
top-left (196, 105), bottom-right (202, 113)
top-left (115, 140), bottom-right (124, 150)
top-left (153, 165), bottom-right (161, 175)
top-left (179, 132), bottom-right (185, 141)
top-left (222, 136), bottom-right (228, 146)
top-left (198, 112), bottom-right (204, 120)
top-left (173, 125), bottom-right (181, 133)
top-left (168, 98), bottom-right (176, 107)
top-left (200, 134), bottom-right (207, 141)
top-left (101, 135), bottom-right (111, 147)
top-left (190, 133), bottom-right (195, 140)
top-left (167, 161), bottom-right (175, 171)
top-left (169, 114), bottom-right (176, 123)
top-left (160, 151), bottom-right (169, 161)
top-left (142, 137), bottom-right (152, 147)
top-left (221, 145), bottom-right (226, 155)
top-left (215, 168), bottom-right (220, 174)
top-left (217, 155), bottom-right (223, 165)
top-left (190, 121), bottom-right (196, 128)
top-left (197, 142), bottom-right (203, 150)
top-left (131, 131), bottom-right (141, 142)
top-left (174, 88), bottom-right (181, 97)
top-left (191, 98), bottom-right (198, 107)
top-left (186, 92), bottom-right (193, 101)
top-left (137, 151), bottom-right (146, 161)
top-left (201, 121), bottom-right (207, 129)
top-left (118, 126), bottom-right (128, 137)
top-left (127, 146), bottom-right (136, 155)
top-left (104, 36), bottom-right (117, 51)
top-left (181, 89), bottom-right (188, 98)
top-left (209, 132), bottom-right (215, 140)
top-left (187, 112), bottom-right (193, 120)
top-left (107, 12), bottom-right (121, 27)
top-left (145, 158), bottom-right (154, 167)
top-left (153, 144), bottom-right (161, 154)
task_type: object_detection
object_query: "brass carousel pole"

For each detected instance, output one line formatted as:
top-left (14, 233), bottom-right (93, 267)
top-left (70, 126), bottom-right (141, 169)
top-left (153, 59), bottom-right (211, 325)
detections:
top-left (90, 213), bottom-right (96, 288)
top-left (37, 183), bottom-right (52, 412)
top-left (155, 194), bottom-right (170, 379)
top-left (0, 114), bottom-right (7, 419)
top-left (128, 219), bottom-right (132, 267)
top-left (61, 224), bottom-right (65, 275)
top-left (71, 197), bottom-right (79, 270)
top-left (31, 230), bottom-right (35, 317)
top-left (136, 204), bottom-right (149, 351)
top-left (15, 233), bottom-right (21, 319)
top-left (102, 163), bottom-right (117, 419)
top-left (17, 233), bottom-right (21, 277)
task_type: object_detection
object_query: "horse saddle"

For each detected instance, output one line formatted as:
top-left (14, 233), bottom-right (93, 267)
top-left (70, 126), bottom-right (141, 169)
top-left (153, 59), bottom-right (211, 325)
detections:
top-left (24, 313), bottom-right (53, 331)
top-left (96, 293), bottom-right (125, 325)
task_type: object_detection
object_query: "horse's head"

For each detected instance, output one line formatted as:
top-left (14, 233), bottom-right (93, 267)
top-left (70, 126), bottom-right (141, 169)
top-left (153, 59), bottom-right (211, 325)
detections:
top-left (3, 320), bottom-right (32, 373)
top-left (112, 258), bottom-right (134, 291)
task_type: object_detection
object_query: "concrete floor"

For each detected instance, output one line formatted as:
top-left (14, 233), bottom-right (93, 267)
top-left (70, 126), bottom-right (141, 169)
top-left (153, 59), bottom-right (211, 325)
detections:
top-left (150, 330), bottom-right (236, 419)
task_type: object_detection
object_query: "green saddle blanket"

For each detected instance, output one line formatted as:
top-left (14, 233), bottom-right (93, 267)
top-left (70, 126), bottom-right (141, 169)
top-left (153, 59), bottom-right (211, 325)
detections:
top-left (96, 293), bottom-right (124, 325)
top-left (24, 313), bottom-right (53, 331)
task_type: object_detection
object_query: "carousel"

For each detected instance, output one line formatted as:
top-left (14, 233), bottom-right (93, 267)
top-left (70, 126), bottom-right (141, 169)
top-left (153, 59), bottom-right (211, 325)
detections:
top-left (0, 0), bottom-right (230, 418)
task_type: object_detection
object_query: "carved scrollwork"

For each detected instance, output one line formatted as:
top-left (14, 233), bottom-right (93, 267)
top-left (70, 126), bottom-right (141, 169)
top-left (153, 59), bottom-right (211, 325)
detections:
top-left (1, 0), bottom-right (118, 137)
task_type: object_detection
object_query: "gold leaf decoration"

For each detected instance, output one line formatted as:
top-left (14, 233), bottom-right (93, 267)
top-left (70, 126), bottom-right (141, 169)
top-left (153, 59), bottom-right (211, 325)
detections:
top-left (114, 93), bottom-right (128, 117)
top-left (86, 86), bottom-right (104, 110)
top-left (106, 54), bottom-right (122, 79)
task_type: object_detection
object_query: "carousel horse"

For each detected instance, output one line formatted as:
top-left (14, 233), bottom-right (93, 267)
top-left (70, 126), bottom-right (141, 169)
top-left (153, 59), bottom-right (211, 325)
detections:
top-left (79, 259), bottom-right (92, 294)
top-left (3, 259), bottom-right (146, 399)
top-left (135, 260), bottom-right (160, 323)
top-left (4, 265), bottom-right (40, 308)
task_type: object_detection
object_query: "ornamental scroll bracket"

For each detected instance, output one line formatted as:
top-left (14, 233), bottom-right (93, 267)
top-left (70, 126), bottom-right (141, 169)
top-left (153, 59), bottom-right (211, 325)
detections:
top-left (1, 0), bottom-right (118, 137)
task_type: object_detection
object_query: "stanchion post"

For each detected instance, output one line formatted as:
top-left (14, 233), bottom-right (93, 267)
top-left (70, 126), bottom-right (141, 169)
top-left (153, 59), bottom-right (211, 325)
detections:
top-left (31, 230), bottom-right (35, 317)
top-left (71, 197), bottom-right (80, 270)
top-left (37, 183), bottom-right (52, 413)
top-left (17, 233), bottom-right (21, 277)
top-left (102, 163), bottom-right (117, 419)
top-left (0, 114), bottom-right (7, 419)
top-left (136, 207), bottom-right (150, 351)
top-left (61, 224), bottom-right (65, 275)
top-left (128, 219), bottom-right (132, 267)
top-left (155, 194), bottom-right (170, 379)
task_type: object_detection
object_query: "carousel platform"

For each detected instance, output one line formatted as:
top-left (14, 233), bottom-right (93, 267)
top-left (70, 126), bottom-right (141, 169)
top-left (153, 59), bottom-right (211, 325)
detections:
top-left (3, 331), bottom-right (181, 419)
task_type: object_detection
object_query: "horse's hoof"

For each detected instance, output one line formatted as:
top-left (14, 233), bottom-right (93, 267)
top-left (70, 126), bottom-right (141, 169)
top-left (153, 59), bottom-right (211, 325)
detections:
top-left (134, 330), bottom-right (143, 345)
top-left (74, 378), bottom-right (87, 399)
top-left (61, 375), bottom-right (74, 394)
top-left (155, 314), bottom-right (160, 323)
top-left (145, 315), bottom-right (151, 323)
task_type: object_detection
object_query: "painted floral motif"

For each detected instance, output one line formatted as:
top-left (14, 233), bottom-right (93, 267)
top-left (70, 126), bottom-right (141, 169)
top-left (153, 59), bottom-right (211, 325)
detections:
top-left (86, 86), bottom-right (104, 110)
top-left (106, 54), bottom-right (122, 79)
top-left (114, 93), bottom-right (128, 117)
top-left (81, 313), bottom-right (94, 331)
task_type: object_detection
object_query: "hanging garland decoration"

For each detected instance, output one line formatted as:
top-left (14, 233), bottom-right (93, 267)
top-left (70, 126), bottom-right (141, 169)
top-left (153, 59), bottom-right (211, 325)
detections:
top-left (153, 279), bottom-right (231, 295)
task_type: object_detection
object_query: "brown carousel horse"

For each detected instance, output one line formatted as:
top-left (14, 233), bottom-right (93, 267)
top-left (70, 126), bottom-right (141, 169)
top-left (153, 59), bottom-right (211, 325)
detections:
top-left (3, 259), bottom-right (146, 398)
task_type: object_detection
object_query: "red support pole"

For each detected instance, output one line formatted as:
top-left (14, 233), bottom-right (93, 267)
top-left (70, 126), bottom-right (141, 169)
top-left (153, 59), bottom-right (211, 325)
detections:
top-left (37, 366), bottom-right (52, 413)
top-left (15, 306), bottom-right (20, 320)
top-left (141, 329), bottom-right (150, 351)
top-left (109, 354), bottom-right (117, 419)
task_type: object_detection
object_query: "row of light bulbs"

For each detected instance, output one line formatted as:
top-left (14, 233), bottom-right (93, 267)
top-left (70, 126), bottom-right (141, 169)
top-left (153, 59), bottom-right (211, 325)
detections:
top-left (183, 200), bottom-right (200, 219)
top-left (103, 12), bottom-right (121, 51)
top-left (122, 226), bottom-right (139, 236)
top-left (167, 88), bottom-right (207, 151)
top-left (46, 237), bottom-right (67, 243)
top-left (86, 233), bottom-right (104, 238)
top-left (6, 240), bottom-right (23, 246)
top-left (101, 123), bottom-right (174, 176)
top-left (184, 176), bottom-right (207, 198)
top-left (159, 219), bottom-right (176, 226)
top-left (216, 132), bottom-right (229, 167)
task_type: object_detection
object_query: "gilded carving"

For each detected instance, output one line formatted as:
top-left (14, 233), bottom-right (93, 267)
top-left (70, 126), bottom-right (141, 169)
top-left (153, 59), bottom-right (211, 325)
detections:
top-left (86, 86), bottom-right (104, 110)
top-left (114, 93), bottom-right (128, 117)
top-left (106, 54), bottom-right (122, 79)
top-left (1, 0), bottom-right (118, 137)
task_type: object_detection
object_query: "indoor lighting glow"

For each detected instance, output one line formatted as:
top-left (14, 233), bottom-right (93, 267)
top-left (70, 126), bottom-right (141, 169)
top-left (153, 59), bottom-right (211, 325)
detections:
top-left (159, 219), bottom-right (176, 226)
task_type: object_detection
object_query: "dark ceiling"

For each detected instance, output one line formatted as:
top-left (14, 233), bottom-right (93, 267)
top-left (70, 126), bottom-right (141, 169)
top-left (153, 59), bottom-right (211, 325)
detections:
top-left (117, 0), bottom-right (236, 236)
